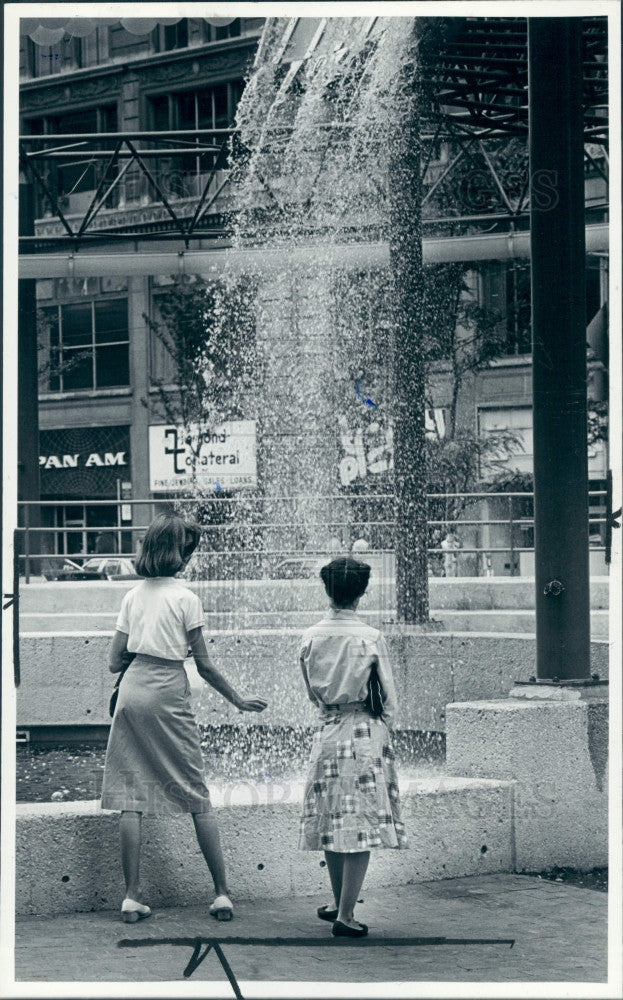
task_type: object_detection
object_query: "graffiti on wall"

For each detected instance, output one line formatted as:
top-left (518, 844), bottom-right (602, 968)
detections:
top-left (338, 410), bottom-right (446, 487)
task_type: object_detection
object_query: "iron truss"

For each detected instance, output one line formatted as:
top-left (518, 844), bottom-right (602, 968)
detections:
top-left (419, 16), bottom-right (608, 143)
top-left (19, 128), bottom-right (238, 251)
top-left (19, 16), bottom-right (608, 251)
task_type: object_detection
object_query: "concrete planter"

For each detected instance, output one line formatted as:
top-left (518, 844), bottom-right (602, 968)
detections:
top-left (16, 777), bottom-right (513, 916)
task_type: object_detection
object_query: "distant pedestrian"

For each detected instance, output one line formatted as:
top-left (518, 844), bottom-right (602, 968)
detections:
top-left (441, 529), bottom-right (461, 577)
top-left (298, 556), bottom-right (407, 938)
top-left (101, 513), bottom-right (267, 923)
top-left (94, 530), bottom-right (117, 554)
top-left (351, 537), bottom-right (370, 556)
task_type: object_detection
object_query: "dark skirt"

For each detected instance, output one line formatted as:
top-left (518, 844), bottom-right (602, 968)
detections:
top-left (298, 704), bottom-right (408, 852)
top-left (101, 654), bottom-right (211, 816)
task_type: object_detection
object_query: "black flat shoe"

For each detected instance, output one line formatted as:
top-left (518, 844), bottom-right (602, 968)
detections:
top-left (317, 905), bottom-right (339, 922)
top-left (331, 919), bottom-right (368, 938)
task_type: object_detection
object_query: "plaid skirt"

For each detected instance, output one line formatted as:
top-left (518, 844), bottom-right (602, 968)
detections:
top-left (298, 704), bottom-right (408, 852)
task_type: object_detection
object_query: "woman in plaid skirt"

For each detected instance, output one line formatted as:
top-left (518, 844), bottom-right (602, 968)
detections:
top-left (298, 556), bottom-right (408, 937)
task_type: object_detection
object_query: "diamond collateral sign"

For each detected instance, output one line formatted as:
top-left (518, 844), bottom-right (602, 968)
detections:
top-left (149, 421), bottom-right (257, 493)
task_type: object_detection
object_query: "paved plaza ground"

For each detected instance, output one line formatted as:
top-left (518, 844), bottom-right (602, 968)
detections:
top-left (12, 873), bottom-right (609, 991)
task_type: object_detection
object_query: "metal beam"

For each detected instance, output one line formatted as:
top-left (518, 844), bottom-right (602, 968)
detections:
top-left (18, 224), bottom-right (609, 279)
top-left (528, 19), bottom-right (591, 681)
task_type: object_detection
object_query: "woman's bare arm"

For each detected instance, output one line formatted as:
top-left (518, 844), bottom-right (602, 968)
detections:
top-left (109, 629), bottom-right (129, 673)
top-left (300, 655), bottom-right (318, 704)
top-left (187, 627), bottom-right (268, 713)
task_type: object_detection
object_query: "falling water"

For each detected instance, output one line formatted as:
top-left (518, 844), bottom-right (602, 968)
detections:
top-left (21, 19), bottom-right (447, 806)
top-left (188, 16), bottom-right (446, 780)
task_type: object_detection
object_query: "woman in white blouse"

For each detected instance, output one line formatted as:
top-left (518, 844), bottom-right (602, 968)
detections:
top-left (298, 556), bottom-right (408, 937)
top-left (101, 514), bottom-right (267, 922)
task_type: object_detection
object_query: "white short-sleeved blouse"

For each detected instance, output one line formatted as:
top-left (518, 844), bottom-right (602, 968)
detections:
top-left (116, 577), bottom-right (205, 661)
top-left (299, 609), bottom-right (398, 723)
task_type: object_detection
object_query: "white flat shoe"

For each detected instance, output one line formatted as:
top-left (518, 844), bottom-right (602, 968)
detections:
top-left (209, 894), bottom-right (233, 921)
top-left (121, 898), bottom-right (152, 923)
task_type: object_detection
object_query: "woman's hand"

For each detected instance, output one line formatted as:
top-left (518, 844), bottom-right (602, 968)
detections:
top-left (188, 626), bottom-right (268, 712)
top-left (234, 695), bottom-right (268, 713)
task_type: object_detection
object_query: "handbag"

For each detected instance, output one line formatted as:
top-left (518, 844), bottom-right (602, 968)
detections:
top-left (364, 660), bottom-right (385, 718)
top-left (109, 652), bottom-right (136, 717)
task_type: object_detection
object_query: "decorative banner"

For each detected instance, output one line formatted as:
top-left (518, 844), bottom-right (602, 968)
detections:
top-left (149, 421), bottom-right (257, 493)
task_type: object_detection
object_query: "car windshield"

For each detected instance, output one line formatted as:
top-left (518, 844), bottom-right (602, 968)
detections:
top-left (81, 559), bottom-right (104, 571)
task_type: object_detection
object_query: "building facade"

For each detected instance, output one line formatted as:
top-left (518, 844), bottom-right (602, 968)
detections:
top-left (19, 16), bottom-right (609, 575)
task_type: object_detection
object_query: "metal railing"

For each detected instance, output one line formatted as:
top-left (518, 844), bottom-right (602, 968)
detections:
top-left (15, 491), bottom-right (607, 583)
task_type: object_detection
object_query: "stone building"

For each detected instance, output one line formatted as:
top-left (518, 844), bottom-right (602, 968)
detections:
top-left (19, 15), bottom-right (609, 576)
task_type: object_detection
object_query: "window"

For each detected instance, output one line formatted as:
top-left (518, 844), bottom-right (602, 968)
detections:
top-left (148, 82), bottom-right (243, 198)
top-left (39, 296), bottom-right (129, 392)
top-left (20, 28), bottom-right (109, 78)
top-left (153, 19), bottom-right (189, 52)
top-left (482, 261), bottom-right (605, 358)
top-left (22, 35), bottom-right (81, 77)
top-left (23, 105), bottom-right (118, 215)
top-left (50, 505), bottom-right (128, 556)
top-left (149, 82), bottom-right (243, 132)
top-left (481, 262), bottom-right (530, 356)
top-left (203, 19), bottom-right (241, 43)
top-left (505, 262), bottom-right (532, 356)
top-left (108, 24), bottom-right (151, 61)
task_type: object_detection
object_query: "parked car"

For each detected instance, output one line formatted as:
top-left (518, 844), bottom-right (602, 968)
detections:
top-left (42, 558), bottom-right (83, 581)
top-left (45, 557), bottom-right (139, 581)
top-left (271, 556), bottom-right (321, 579)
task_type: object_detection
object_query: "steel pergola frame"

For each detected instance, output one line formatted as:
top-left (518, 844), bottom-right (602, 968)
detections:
top-left (18, 15), bottom-right (608, 252)
top-left (19, 127), bottom-right (236, 250)
top-left (418, 15), bottom-right (608, 145)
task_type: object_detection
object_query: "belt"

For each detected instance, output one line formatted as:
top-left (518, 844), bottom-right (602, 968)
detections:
top-left (133, 653), bottom-right (184, 668)
top-left (322, 702), bottom-right (369, 714)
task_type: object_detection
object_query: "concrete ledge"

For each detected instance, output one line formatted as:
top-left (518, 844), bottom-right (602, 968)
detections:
top-left (18, 576), bottom-right (611, 615)
top-left (445, 697), bottom-right (608, 870)
top-left (17, 631), bottom-right (610, 732)
top-left (17, 608), bottom-right (612, 639)
top-left (16, 777), bottom-right (513, 916)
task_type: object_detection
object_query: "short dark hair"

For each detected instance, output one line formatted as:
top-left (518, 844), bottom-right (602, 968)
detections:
top-left (135, 514), bottom-right (201, 578)
top-left (320, 556), bottom-right (371, 608)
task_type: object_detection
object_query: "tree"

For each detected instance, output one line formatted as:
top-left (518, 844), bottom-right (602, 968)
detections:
top-left (329, 259), bottom-right (522, 575)
top-left (420, 262), bottom-right (524, 568)
top-left (143, 275), bottom-right (260, 580)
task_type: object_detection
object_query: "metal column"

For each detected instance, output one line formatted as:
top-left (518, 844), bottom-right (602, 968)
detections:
top-left (18, 177), bottom-right (41, 569)
top-left (528, 18), bottom-right (591, 679)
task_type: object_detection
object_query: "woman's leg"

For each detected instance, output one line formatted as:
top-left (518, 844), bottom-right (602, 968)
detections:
top-left (324, 850), bottom-right (344, 908)
top-left (120, 810), bottom-right (142, 899)
top-left (192, 812), bottom-right (229, 897)
top-left (337, 851), bottom-right (370, 928)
